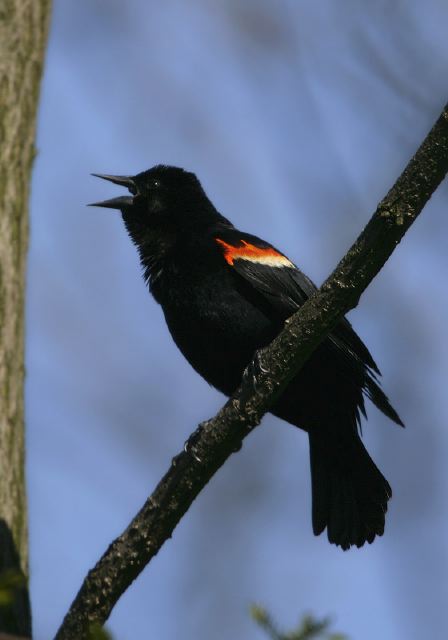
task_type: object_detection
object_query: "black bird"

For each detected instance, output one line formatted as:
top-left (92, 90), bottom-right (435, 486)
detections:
top-left (91, 165), bottom-right (403, 550)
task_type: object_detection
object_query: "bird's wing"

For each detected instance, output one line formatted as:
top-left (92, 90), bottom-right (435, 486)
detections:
top-left (214, 231), bottom-right (375, 362)
top-left (214, 230), bottom-right (403, 427)
top-left (214, 232), bottom-right (315, 317)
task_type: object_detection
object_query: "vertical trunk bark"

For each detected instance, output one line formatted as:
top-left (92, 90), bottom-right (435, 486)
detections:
top-left (0, 1), bottom-right (52, 635)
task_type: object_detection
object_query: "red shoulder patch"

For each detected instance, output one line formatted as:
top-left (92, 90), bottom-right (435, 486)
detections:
top-left (215, 238), bottom-right (293, 268)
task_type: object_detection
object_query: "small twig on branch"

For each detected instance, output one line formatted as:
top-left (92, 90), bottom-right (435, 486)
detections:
top-left (55, 102), bottom-right (448, 640)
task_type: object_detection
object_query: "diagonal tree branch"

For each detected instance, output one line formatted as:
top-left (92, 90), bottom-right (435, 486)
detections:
top-left (55, 102), bottom-right (448, 640)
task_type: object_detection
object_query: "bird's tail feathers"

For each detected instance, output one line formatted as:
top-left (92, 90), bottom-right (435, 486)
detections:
top-left (309, 429), bottom-right (392, 550)
top-left (364, 374), bottom-right (404, 427)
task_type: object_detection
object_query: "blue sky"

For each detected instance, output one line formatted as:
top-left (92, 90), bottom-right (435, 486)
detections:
top-left (27, 2), bottom-right (448, 638)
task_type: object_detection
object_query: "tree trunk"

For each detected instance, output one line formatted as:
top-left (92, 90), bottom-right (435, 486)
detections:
top-left (0, 1), bottom-right (52, 635)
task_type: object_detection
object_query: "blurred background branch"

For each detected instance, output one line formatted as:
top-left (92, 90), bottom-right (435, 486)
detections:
top-left (251, 606), bottom-right (347, 640)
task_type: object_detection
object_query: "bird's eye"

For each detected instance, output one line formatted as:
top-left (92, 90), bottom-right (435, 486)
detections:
top-left (152, 179), bottom-right (161, 189)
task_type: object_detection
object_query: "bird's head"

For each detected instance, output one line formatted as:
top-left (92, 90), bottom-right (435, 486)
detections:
top-left (90, 165), bottom-right (231, 286)
top-left (90, 165), bottom-right (226, 241)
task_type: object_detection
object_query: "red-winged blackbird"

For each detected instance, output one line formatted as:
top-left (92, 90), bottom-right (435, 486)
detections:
top-left (91, 165), bottom-right (403, 550)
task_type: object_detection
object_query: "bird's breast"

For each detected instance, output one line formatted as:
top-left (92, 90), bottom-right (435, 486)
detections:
top-left (155, 264), bottom-right (277, 394)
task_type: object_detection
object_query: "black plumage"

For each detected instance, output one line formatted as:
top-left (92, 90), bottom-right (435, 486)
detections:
top-left (91, 165), bottom-right (403, 550)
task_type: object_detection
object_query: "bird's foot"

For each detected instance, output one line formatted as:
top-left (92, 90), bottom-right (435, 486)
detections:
top-left (183, 428), bottom-right (203, 463)
top-left (244, 349), bottom-right (270, 387)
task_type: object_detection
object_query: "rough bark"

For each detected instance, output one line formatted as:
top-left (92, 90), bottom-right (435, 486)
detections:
top-left (0, 1), bottom-right (52, 635)
top-left (55, 102), bottom-right (448, 640)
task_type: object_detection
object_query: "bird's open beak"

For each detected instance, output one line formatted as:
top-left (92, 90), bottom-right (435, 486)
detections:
top-left (88, 173), bottom-right (136, 209)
